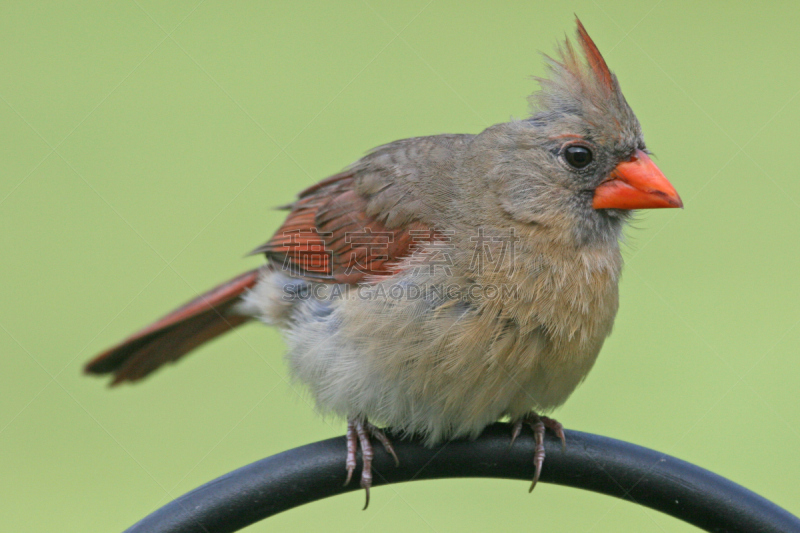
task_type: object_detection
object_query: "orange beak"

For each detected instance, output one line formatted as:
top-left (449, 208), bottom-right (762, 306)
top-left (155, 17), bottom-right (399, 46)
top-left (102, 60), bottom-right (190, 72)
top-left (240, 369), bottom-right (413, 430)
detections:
top-left (592, 150), bottom-right (683, 210)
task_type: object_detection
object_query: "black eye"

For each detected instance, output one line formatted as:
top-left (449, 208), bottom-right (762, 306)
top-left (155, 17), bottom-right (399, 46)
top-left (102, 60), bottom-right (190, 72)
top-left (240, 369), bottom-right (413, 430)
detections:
top-left (564, 145), bottom-right (593, 168)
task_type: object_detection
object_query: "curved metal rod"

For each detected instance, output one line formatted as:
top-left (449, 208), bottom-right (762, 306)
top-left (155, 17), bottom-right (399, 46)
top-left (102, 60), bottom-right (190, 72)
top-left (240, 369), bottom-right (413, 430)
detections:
top-left (124, 423), bottom-right (800, 533)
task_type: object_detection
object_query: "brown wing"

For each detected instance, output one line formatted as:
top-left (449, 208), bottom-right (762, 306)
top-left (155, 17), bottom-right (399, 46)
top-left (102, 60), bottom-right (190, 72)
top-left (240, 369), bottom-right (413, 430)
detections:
top-left (84, 269), bottom-right (260, 384)
top-left (252, 171), bottom-right (429, 284)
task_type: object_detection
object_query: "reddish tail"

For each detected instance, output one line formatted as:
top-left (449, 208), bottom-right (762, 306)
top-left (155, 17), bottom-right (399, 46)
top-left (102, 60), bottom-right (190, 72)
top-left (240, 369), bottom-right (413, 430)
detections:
top-left (84, 269), bottom-right (261, 385)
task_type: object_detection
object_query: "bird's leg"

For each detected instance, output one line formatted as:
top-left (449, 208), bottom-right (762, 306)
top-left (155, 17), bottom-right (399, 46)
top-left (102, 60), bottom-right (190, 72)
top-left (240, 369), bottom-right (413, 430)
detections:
top-left (355, 421), bottom-right (374, 509)
top-left (509, 413), bottom-right (567, 492)
top-left (528, 414), bottom-right (546, 492)
top-left (540, 415), bottom-right (566, 450)
top-left (344, 420), bottom-right (359, 487)
top-left (344, 417), bottom-right (399, 510)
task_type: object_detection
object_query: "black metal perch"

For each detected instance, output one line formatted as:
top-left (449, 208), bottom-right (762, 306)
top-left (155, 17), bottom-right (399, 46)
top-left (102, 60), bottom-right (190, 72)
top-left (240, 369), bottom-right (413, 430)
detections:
top-left (124, 423), bottom-right (800, 533)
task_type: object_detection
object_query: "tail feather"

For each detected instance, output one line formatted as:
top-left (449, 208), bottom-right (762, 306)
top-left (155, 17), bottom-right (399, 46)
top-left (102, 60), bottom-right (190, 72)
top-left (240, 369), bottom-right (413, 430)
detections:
top-left (85, 269), bottom-right (261, 385)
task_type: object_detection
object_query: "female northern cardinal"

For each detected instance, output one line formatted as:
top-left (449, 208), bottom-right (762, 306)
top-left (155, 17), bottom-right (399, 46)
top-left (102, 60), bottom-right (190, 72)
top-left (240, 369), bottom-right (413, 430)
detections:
top-left (85, 19), bottom-right (681, 506)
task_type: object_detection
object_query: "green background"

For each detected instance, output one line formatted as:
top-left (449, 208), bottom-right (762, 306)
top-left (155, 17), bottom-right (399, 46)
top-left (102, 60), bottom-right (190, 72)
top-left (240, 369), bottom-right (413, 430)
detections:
top-left (2, 1), bottom-right (799, 531)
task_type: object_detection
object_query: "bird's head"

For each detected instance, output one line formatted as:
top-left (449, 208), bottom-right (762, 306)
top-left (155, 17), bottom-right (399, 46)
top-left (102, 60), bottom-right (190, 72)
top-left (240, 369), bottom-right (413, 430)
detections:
top-left (485, 18), bottom-right (681, 247)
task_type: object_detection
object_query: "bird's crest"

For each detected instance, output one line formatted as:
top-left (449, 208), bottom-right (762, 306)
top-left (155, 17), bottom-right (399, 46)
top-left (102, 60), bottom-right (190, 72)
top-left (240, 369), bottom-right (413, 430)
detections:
top-left (529, 17), bottom-right (635, 131)
top-left (575, 18), bottom-right (614, 94)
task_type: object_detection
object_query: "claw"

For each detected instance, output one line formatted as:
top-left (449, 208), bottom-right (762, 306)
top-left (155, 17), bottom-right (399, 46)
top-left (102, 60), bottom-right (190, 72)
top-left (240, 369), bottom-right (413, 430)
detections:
top-left (541, 416), bottom-right (566, 452)
top-left (509, 413), bottom-right (567, 492)
top-left (509, 419), bottom-right (523, 448)
top-left (528, 415), bottom-right (546, 492)
top-left (355, 421), bottom-right (374, 509)
top-left (362, 486), bottom-right (370, 511)
top-left (344, 417), bottom-right (399, 509)
top-left (368, 423), bottom-right (400, 467)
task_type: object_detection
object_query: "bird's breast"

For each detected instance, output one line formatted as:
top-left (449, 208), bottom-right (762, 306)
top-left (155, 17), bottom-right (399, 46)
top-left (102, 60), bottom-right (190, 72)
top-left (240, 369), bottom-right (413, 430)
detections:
top-left (487, 243), bottom-right (622, 410)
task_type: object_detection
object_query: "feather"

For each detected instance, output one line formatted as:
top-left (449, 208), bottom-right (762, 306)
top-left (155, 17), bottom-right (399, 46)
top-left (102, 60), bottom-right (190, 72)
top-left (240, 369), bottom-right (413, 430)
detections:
top-left (84, 269), bottom-right (260, 384)
top-left (575, 17), bottom-right (614, 94)
top-left (253, 171), bottom-right (432, 284)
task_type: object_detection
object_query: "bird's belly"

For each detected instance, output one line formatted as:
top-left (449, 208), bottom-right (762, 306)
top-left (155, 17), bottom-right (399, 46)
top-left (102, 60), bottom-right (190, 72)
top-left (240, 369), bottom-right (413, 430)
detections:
top-left (270, 274), bottom-right (613, 446)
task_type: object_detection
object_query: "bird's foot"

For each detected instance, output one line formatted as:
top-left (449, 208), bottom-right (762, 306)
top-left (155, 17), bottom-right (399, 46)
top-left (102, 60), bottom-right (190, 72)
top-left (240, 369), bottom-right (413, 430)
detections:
top-left (510, 413), bottom-right (566, 492)
top-left (344, 417), bottom-right (399, 510)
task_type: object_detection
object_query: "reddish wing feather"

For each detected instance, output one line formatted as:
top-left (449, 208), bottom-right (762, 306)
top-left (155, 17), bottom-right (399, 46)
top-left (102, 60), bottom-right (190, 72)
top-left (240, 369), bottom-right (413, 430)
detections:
top-left (254, 172), bottom-right (429, 284)
top-left (84, 269), bottom-right (260, 383)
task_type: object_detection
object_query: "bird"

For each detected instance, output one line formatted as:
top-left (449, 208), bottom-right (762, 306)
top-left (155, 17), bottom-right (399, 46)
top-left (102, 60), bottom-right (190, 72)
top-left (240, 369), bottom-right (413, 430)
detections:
top-left (85, 18), bottom-right (682, 508)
